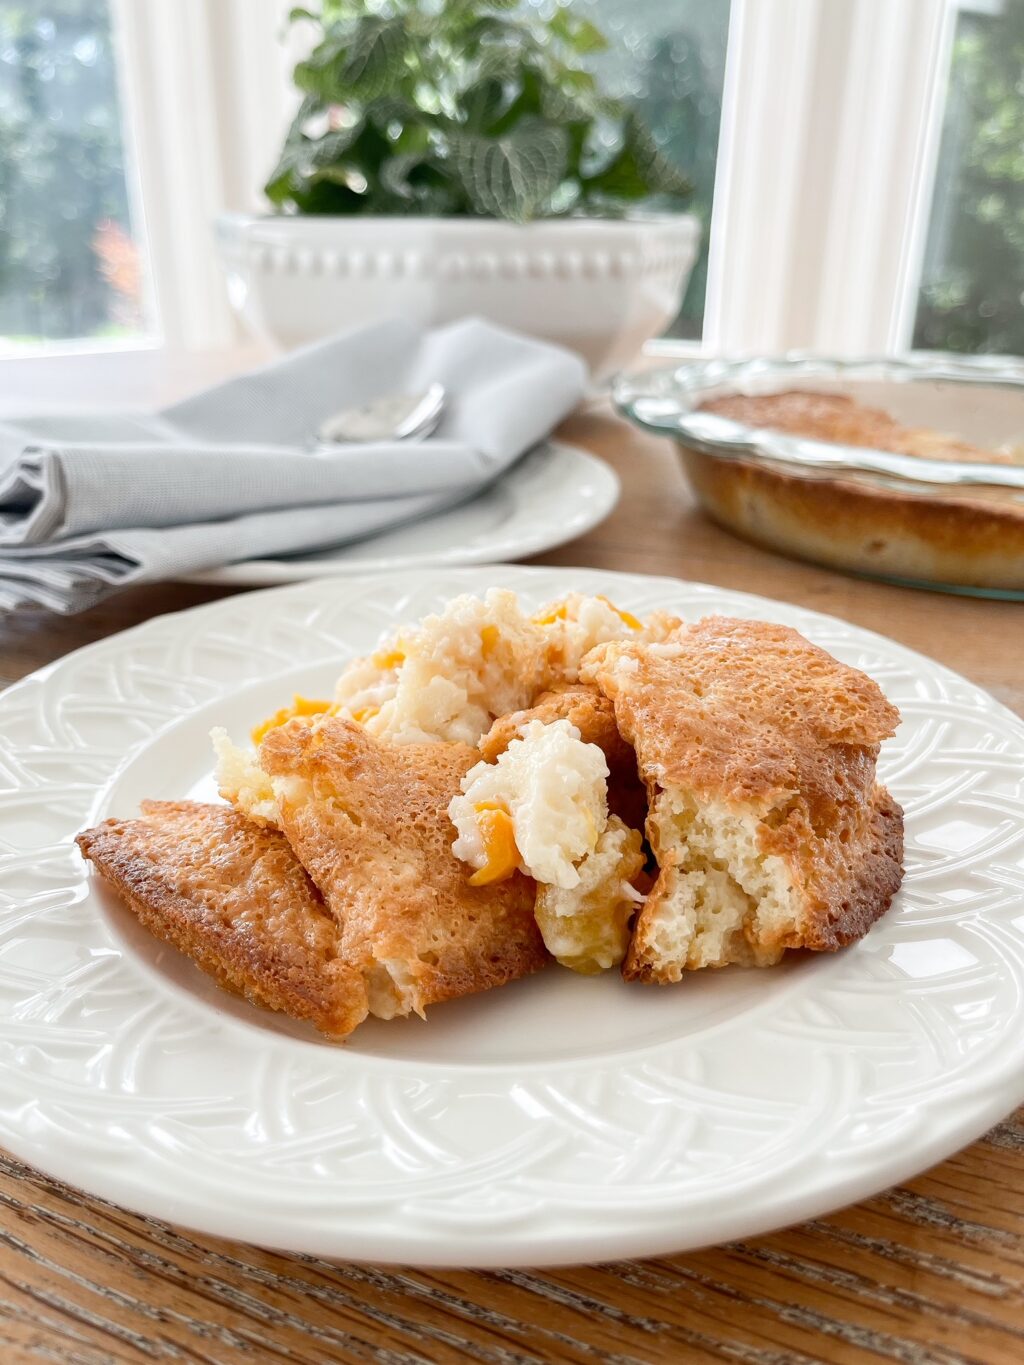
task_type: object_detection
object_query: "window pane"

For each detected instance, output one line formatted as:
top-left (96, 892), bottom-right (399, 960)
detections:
top-left (0, 0), bottom-right (153, 349)
top-left (576, 0), bottom-right (730, 339)
top-left (527, 0), bottom-right (730, 340)
top-left (912, 1), bottom-right (1024, 356)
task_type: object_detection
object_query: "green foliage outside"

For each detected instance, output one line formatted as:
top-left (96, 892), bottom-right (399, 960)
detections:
top-left (266, 0), bottom-right (692, 223)
top-left (913, 2), bottom-right (1024, 356)
top-left (638, 30), bottom-right (723, 336)
top-left (567, 0), bottom-right (729, 336)
top-left (0, 0), bottom-right (143, 343)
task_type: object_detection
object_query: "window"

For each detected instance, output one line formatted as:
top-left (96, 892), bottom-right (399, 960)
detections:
top-left (572, 0), bottom-right (731, 339)
top-left (912, 0), bottom-right (1024, 355)
top-left (0, 0), bottom-right (153, 352)
top-left (2, 0), bottom-right (1020, 373)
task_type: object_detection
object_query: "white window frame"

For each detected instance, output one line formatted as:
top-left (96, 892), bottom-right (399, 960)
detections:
top-left (697, 0), bottom-right (961, 356)
top-left (0, 0), bottom-right (998, 395)
top-left (112, 0), bottom-right (298, 353)
top-left (0, 0), bottom-right (296, 397)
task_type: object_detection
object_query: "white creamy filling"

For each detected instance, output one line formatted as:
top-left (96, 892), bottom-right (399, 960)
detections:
top-left (333, 589), bottom-right (680, 747)
top-left (448, 718), bottom-right (610, 889)
top-left (211, 727), bottom-right (279, 825)
top-left (334, 589), bottom-right (547, 745)
top-left (211, 727), bottom-right (320, 828)
top-left (534, 816), bottom-right (646, 972)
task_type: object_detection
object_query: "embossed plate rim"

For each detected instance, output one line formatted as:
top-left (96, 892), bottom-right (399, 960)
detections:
top-left (1, 565), bottom-right (1024, 1266)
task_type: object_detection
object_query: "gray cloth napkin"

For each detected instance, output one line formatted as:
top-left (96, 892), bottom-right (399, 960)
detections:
top-left (0, 317), bottom-right (587, 614)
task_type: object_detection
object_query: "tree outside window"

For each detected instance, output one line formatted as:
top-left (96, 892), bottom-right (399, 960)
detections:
top-left (0, 0), bottom-right (150, 347)
top-left (913, 1), bottom-right (1024, 356)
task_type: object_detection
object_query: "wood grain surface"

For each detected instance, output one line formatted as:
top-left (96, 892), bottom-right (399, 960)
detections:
top-left (1, 400), bottom-right (1022, 1364)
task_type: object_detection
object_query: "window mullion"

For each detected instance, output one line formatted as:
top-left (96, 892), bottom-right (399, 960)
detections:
top-left (111, 0), bottom-right (292, 353)
top-left (704, 0), bottom-right (949, 357)
top-left (813, 0), bottom-right (953, 354)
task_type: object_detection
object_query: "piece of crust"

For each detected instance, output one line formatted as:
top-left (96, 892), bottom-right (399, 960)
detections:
top-left (479, 683), bottom-right (631, 765)
top-left (259, 717), bottom-right (547, 1018)
top-left (679, 445), bottom-right (1024, 595)
top-left (700, 389), bottom-right (1012, 464)
top-left (584, 617), bottom-right (904, 979)
top-left (76, 800), bottom-right (368, 1038)
top-left (622, 784), bottom-right (904, 981)
top-left (478, 682), bottom-right (648, 832)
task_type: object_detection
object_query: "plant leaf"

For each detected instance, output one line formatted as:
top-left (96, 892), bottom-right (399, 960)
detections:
top-left (549, 10), bottom-right (608, 55)
top-left (624, 115), bottom-right (693, 196)
top-left (305, 123), bottom-right (365, 173)
top-left (293, 25), bottom-right (349, 97)
top-left (450, 120), bottom-right (569, 222)
top-left (379, 149), bottom-right (459, 213)
top-left (487, 65), bottom-right (545, 135)
top-left (448, 0), bottom-right (520, 13)
top-left (364, 94), bottom-right (418, 130)
top-left (475, 41), bottom-right (538, 84)
top-left (340, 16), bottom-right (408, 102)
top-left (286, 177), bottom-right (365, 214)
top-left (540, 82), bottom-right (597, 126)
top-left (295, 17), bottom-right (408, 103)
top-left (379, 149), bottom-right (431, 201)
top-left (458, 15), bottom-right (521, 53)
top-left (269, 0), bottom-right (691, 218)
top-left (321, 0), bottom-right (365, 21)
top-left (264, 94), bottom-right (326, 203)
top-left (461, 75), bottom-right (514, 132)
top-left (570, 18), bottom-right (608, 54)
top-left (583, 113), bottom-right (691, 201)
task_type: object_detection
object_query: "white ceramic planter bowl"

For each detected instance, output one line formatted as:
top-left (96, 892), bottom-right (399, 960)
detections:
top-left (216, 213), bottom-right (700, 376)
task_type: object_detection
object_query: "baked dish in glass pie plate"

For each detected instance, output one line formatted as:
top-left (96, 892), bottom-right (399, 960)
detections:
top-left (615, 353), bottom-right (1024, 599)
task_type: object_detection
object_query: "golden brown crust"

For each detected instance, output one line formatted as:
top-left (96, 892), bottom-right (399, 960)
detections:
top-left (588, 620), bottom-right (905, 973)
top-left (586, 617), bottom-right (899, 808)
top-left (701, 389), bottom-right (1012, 464)
top-left (76, 800), bottom-right (368, 1038)
top-left (260, 717), bottom-right (547, 1014)
top-left (479, 683), bottom-right (628, 765)
top-left (681, 445), bottom-right (1024, 592)
top-left (479, 683), bottom-right (648, 831)
top-left (621, 784), bottom-right (904, 982)
top-left (794, 783), bottom-right (904, 951)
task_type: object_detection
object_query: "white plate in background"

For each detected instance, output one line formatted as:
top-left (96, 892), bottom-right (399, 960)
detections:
top-left (187, 441), bottom-right (619, 585)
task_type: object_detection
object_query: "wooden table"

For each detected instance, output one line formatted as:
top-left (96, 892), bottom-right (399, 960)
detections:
top-left (1, 403), bottom-right (1022, 1364)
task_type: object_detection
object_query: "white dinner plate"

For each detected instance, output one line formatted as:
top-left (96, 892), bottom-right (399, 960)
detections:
top-left (186, 441), bottom-right (619, 585)
top-left (2, 565), bottom-right (1024, 1267)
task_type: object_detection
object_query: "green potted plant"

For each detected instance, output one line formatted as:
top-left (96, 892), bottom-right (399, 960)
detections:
top-left (217, 0), bottom-right (701, 373)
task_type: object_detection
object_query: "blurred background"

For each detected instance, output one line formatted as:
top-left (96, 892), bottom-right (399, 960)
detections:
top-left (0, 0), bottom-right (1021, 366)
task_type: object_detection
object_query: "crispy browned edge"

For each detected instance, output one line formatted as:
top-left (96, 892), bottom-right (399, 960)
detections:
top-left (479, 684), bottom-right (630, 764)
top-left (76, 799), bottom-right (368, 1038)
top-left (586, 619), bottom-right (899, 807)
top-left (587, 619), bottom-right (905, 978)
top-left (259, 717), bottom-right (548, 1015)
top-left (685, 388), bottom-right (1024, 591)
top-left (801, 783), bottom-right (905, 950)
top-left (478, 682), bottom-right (649, 833)
top-left (682, 447), bottom-right (1024, 592)
top-left (622, 785), bottom-right (904, 982)
top-left (700, 389), bottom-right (1010, 464)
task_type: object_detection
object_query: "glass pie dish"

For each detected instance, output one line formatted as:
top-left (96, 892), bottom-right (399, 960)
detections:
top-left (615, 354), bottom-right (1024, 599)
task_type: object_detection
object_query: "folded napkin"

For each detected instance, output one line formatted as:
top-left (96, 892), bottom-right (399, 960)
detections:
top-left (0, 318), bottom-right (587, 614)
